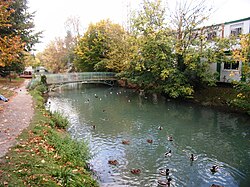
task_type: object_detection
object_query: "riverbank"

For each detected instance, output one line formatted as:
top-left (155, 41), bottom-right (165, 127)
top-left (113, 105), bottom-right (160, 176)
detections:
top-left (0, 78), bottom-right (98, 186)
top-left (191, 84), bottom-right (250, 116)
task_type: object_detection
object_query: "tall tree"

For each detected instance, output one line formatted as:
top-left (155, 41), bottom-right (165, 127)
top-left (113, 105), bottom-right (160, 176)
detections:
top-left (0, 0), bottom-right (25, 75)
top-left (64, 16), bottom-right (82, 72)
top-left (167, 0), bottom-right (218, 91)
top-left (7, 0), bottom-right (42, 52)
top-left (127, 0), bottom-right (176, 93)
top-left (74, 19), bottom-right (129, 72)
top-left (170, 0), bottom-right (212, 71)
top-left (37, 38), bottom-right (68, 73)
top-left (0, 0), bottom-right (41, 76)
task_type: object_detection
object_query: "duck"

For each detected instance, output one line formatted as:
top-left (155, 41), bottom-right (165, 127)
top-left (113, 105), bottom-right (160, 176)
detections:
top-left (147, 139), bottom-right (153, 143)
top-left (130, 169), bottom-right (141, 174)
top-left (108, 160), bottom-right (118, 165)
top-left (210, 184), bottom-right (224, 187)
top-left (158, 126), bottom-right (163, 130)
top-left (165, 150), bottom-right (172, 157)
top-left (168, 136), bottom-right (173, 141)
top-left (160, 168), bottom-right (170, 176)
top-left (122, 140), bottom-right (130, 145)
top-left (92, 125), bottom-right (96, 129)
top-left (158, 178), bottom-right (172, 186)
top-left (210, 165), bottom-right (219, 173)
top-left (190, 153), bottom-right (194, 161)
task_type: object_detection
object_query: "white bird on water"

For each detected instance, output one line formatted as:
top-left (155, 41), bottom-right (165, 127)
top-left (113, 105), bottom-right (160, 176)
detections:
top-left (165, 150), bottom-right (172, 157)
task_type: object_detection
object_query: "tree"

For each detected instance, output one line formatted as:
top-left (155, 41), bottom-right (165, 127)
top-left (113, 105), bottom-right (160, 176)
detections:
top-left (0, 0), bottom-right (25, 77)
top-left (167, 0), bottom-right (219, 92)
top-left (64, 16), bottom-right (82, 71)
top-left (37, 38), bottom-right (68, 73)
top-left (169, 0), bottom-right (212, 70)
top-left (74, 19), bottom-right (129, 72)
top-left (121, 0), bottom-right (216, 98)
top-left (126, 0), bottom-right (176, 93)
top-left (4, 0), bottom-right (42, 52)
top-left (230, 34), bottom-right (250, 115)
top-left (0, 0), bottom-right (41, 77)
top-left (23, 51), bottom-right (41, 67)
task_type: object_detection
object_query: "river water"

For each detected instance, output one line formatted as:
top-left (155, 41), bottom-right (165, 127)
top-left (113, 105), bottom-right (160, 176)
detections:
top-left (47, 84), bottom-right (250, 187)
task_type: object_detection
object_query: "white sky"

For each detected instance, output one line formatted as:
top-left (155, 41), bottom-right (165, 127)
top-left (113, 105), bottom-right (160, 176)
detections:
top-left (28, 0), bottom-right (250, 53)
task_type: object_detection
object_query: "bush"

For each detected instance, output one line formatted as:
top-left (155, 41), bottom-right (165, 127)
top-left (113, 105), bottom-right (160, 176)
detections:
top-left (51, 111), bottom-right (69, 129)
top-left (230, 82), bottom-right (250, 115)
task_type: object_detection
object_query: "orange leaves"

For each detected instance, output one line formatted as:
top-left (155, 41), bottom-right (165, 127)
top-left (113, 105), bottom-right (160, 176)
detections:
top-left (0, 1), bottom-right (25, 67)
top-left (0, 0), bottom-right (13, 28)
top-left (0, 35), bottom-right (25, 67)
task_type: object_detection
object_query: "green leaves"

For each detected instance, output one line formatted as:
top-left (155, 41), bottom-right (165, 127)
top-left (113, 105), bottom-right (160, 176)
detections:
top-left (74, 19), bottom-right (130, 72)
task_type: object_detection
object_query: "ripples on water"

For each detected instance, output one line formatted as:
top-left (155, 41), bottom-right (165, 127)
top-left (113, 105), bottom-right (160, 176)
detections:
top-left (47, 84), bottom-right (250, 187)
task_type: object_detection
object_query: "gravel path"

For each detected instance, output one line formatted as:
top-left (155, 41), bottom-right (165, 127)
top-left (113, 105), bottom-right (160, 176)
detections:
top-left (0, 80), bottom-right (34, 158)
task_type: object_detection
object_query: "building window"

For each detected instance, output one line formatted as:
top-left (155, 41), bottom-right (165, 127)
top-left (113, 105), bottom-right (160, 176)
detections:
top-left (230, 23), bottom-right (243, 36)
top-left (207, 31), bottom-right (217, 40)
top-left (224, 61), bottom-right (239, 70)
top-left (231, 27), bottom-right (242, 36)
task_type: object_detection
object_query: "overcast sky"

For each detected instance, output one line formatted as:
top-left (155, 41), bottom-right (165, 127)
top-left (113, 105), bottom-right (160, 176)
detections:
top-left (28, 0), bottom-right (250, 53)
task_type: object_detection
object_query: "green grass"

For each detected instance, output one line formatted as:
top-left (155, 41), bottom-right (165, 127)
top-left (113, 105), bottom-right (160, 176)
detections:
top-left (0, 81), bottom-right (98, 187)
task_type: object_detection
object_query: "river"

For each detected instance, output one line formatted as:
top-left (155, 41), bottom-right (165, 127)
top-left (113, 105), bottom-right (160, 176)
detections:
top-left (47, 84), bottom-right (250, 187)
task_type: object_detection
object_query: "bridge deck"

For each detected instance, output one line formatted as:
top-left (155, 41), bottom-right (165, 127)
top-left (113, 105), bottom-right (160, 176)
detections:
top-left (45, 72), bottom-right (117, 85)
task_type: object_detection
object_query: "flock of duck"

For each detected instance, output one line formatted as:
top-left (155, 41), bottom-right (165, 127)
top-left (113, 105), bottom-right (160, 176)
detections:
top-left (93, 124), bottom-right (221, 187)
top-left (91, 92), bottom-right (222, 187)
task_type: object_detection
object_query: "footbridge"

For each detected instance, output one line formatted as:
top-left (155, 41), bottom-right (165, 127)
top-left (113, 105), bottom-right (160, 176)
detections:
top-left (44, 72), bottom-right (117, 86)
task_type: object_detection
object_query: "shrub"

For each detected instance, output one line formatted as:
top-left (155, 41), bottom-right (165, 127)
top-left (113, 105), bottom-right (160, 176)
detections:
top-left (51, 111), bottom-right (69, 129)
top-left (230, 82), bottom-right (250, 115)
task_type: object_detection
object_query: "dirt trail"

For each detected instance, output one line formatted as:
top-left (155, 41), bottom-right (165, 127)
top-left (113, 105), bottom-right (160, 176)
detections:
top-left (0, 79), bottom-right (34, 158)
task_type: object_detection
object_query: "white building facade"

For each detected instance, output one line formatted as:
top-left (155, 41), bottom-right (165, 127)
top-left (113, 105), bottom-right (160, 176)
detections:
top-left (209, 17), bottom-right (250, 82)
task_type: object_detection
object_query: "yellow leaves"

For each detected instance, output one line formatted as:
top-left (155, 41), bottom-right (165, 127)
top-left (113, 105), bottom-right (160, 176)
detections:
top-left (160, 69), bottom-right (170, 80)
top-left (237, 93), bottom-right (245, 99)
top-left (0, 35), bottom-right (25, 67)
top-left (0, 0), bottom-right (13, 28)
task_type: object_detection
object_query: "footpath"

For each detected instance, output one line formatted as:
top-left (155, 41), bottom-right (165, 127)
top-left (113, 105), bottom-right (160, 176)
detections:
top-left (0, 80), bottom-right (34, 158)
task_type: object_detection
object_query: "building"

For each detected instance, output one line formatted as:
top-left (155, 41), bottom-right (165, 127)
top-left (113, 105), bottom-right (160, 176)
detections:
top-left (208, 17), bottom-right (250, 82)
top-left (20, 66), bottom-right (34, 78)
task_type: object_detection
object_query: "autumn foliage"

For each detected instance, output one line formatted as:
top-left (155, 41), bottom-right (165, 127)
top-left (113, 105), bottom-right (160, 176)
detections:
top-left (0, 0), bottom-right (25, 68)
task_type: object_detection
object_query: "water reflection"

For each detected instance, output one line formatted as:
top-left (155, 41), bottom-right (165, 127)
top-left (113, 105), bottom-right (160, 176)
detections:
top-left (48, 84), bottom-right (250, 187)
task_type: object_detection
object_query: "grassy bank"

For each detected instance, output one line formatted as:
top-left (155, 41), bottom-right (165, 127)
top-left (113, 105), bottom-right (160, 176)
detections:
top-left (0, 79), bottom-right (98, 186)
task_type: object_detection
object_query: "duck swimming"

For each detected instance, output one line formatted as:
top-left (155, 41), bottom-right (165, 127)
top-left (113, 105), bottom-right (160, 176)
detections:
top-left (210, 184), bottom-right (224, 187)
top-left (190, 154), bottom-right (194, 161)
top-left (160, 168), bottom-right (170, 176)
top-left (122, 140), bottom-right (130, 145)
top-left (210, 165), bottom-right (219, 173)
top-left (158, 126), bottom-right (163, 130)
top-left (131, 169), bottom-right (141, 174)
top-left (147, 139), bottom-right (153, 143)
top-left (158, 178), bottom-right (172, 186)
top-left (165, 150), bottom-right (172, 157)
top-left (168, 136), bottom-right (173, 141)
top-left (108, 160), bottom-right (118, 165)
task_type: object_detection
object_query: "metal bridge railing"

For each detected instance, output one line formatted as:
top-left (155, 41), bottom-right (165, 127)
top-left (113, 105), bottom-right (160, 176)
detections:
top-left (45, 72), bottom-right (117, 85)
